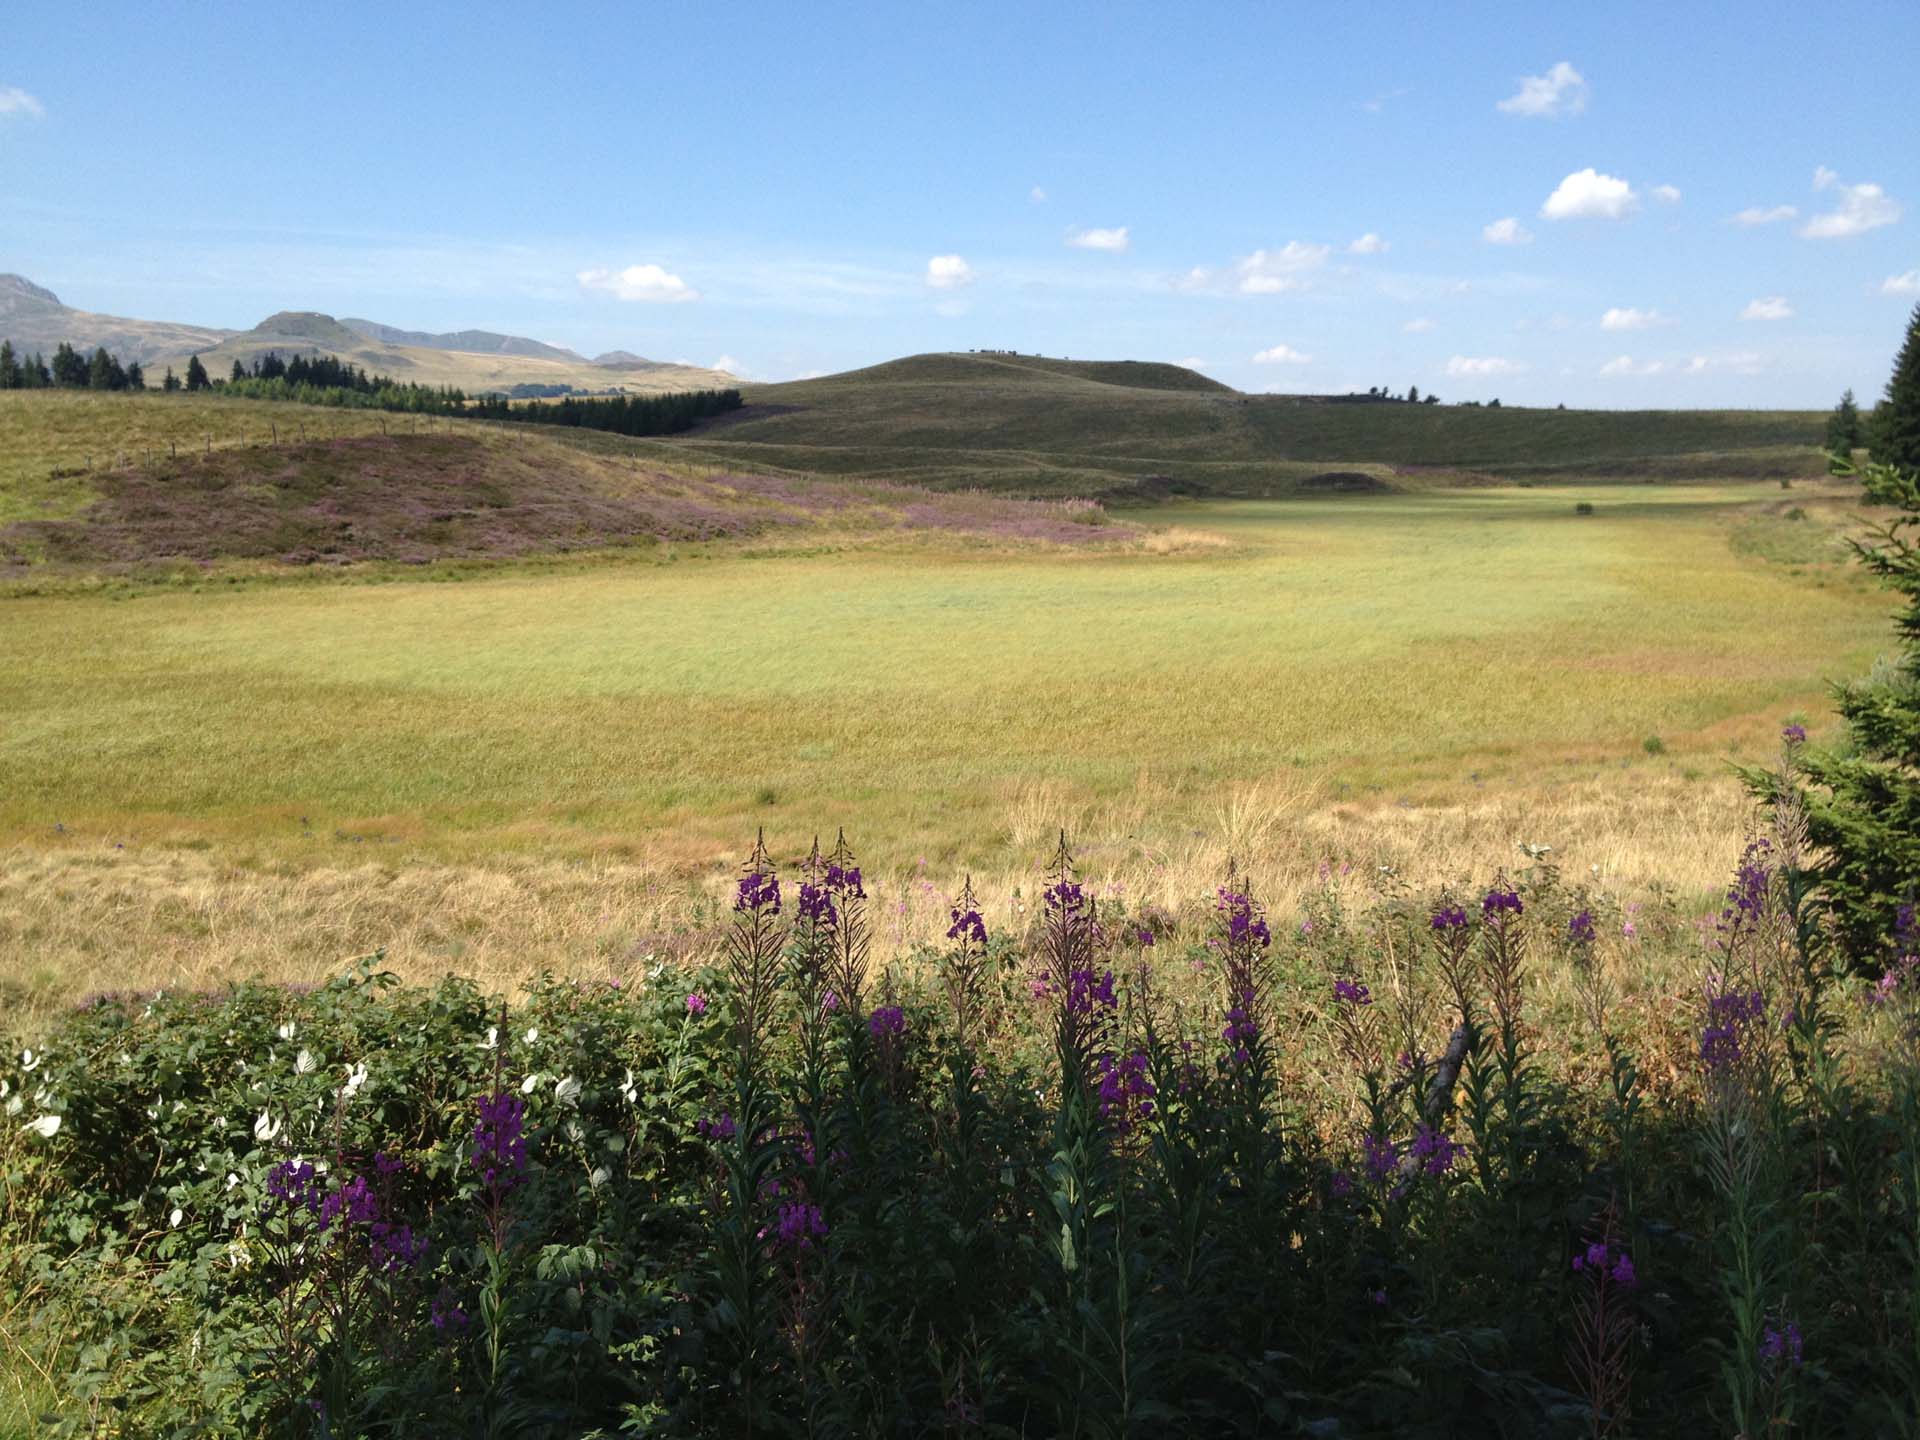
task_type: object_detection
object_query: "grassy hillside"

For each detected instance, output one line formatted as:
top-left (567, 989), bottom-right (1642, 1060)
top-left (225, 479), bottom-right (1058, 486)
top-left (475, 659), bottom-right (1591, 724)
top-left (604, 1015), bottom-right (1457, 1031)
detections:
top-left (637, 352), bottom-right (1828, 499)
top-left (0, 391), bottom-right (1124, 578)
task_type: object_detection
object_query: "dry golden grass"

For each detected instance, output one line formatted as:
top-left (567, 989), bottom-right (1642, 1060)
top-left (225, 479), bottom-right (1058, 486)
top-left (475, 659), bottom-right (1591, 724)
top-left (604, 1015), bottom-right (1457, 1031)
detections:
top-left (0, 766), bottom-right (1758, 1029)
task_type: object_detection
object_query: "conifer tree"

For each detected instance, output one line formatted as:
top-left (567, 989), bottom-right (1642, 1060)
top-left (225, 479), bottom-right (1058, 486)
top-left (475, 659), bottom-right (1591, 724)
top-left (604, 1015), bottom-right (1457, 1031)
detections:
top-left (230, 358), bottom-right (247, 385)
top-left (162, 366), bottom-right (179, 393)
top-left (1875, 301), bottom-right (1920, 471)
top-left (51, 341), bottom-right (85, 387)
top-left (1827, 388), bottom-right (1862, 456)
top-left (185, 354), bottom-right (210, 392)
top-left (0, 339), bottom-right (15, 389)
top-left (126, 360), bottom-right (145, 391)
top-left (88, 346), bottom-right (117, 390)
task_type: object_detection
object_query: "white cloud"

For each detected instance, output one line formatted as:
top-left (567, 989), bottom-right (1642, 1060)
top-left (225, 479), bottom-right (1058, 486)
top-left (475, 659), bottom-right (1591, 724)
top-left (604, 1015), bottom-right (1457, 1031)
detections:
top-left (1252, 344), bottom-right (1312, 364)
top-left (1234, 241), bottom-right (1331, 294)
top-left (1600, 306), bottom-right (1669, 331)
top-left (1497, 61), bottom-right (1589, 118)
top-left (1682, 351), bottom-right (1766, 376)
top-left (1402, 317), bottom-right (1436, 334)
top-left (1173, 356), bottom-right (1206, 369)
top-left (1741, 296), bottom-right (1793, 321)
top-left (1650, 184), bottom-right (1682, 204)
top-left (925, 254), bottom-right (975, 289)
top-left (1801, 168), bottom-right (1902, 239)
top-left (1175, 266), bottom-right (1213, 292)
top-left (710, 355), bottom-right (745, 376)
top-left (1348, 232), bottom-right (1389, 255)
top-left (1029, 185), bottom-right (1048, 204)
top-left (1067, 226), bottom-right (1130, 253)
top-left (1445, 355), bottom-right (1526, 378)
top-left (1885, 270), bottom-right (1920, 297)
top-left (1731, 204), bottom-right (1798, 226)
top-left (1482, 216), bottom-right (1534, 245)
top-left (1540, 168), bottom-right (1639, 221)
top-left (576, 263), bottom-right (699, 303)
top-left (0, 86), bottom-right (44, 119)
top-left (1599, 355), bottom-right (1665, 377)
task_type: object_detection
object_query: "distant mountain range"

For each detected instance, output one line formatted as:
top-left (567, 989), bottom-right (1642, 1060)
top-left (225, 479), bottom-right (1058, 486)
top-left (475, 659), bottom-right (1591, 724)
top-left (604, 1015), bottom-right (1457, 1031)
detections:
top-left (0, 274), bottom-right (735, 394)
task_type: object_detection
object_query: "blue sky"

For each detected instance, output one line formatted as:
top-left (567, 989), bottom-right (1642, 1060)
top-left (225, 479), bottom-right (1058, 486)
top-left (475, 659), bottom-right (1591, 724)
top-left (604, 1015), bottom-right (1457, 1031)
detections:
top-left (3, 1), bottom-right (1917, 405)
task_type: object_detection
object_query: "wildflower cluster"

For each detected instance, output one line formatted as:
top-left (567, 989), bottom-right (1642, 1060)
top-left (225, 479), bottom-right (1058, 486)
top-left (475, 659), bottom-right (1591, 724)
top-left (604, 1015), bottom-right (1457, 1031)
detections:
top-left (736, 870), bottom-right (782, 914)
top-left (1759, 1320), bottom-right (1805, 1371)
top-left (1093, 1050), bottom-right (1156, 1133)
top-left (1700, 984), bottom-right (1766, 1071)
top-left (1571, 1239), bottom-right (1638, 1290)
top-left (1215, 887), bottom-right (1272, 948)
top-left (471, 1091), bottom-right (528, 1190)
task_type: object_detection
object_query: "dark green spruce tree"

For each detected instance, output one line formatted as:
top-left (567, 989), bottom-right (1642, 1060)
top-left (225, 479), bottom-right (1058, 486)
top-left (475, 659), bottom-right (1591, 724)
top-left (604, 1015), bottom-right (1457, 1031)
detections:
top-left (1874, 301), bottom-right (1920, 471)
top-left (185, 354), bottom-right (209, 391)
top-left (0, 338), bottom-right (15, 389)
top-left (1827, 388), bottom-right (1862, 457)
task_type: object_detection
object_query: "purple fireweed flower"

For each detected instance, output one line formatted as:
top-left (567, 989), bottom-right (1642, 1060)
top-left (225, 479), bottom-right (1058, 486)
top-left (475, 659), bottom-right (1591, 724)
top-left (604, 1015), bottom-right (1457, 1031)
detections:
top-left (1700, 984), bottom-right (1766, 1071)
top-left (1482, 886), bottom-right (1524, 918)
top-left (1215, 889), bottom-right (1272, 948)
top-left (1067, 967), bottom-right (1118, 1017)
top-left (1370, 1288), bottom-right (1389, 1307)
top-left (318, 1175), bottom-right (380, 1233)
top-left (1610, 1253), bottom-right (1636, 1289)
top-left (373, 1150), bottom-right (404, 1178)
top-left (370, 1220), bottom-right (429, 1272)
top-left (1045, 880), bottom-right (1086, 915)
top-left (1136, 927), bottom-right (1155, 947)
top-left (1572, 1241), bottom-right (1638, 1290)
top-left (1899, 903), bottom-right (1917, 942)
top-left (825, 862), bottom-right (864, 897)
top-left (868, 1005), bottom-right (906, 1040)
top-left (431, 1294), bottom-right (470, 1335)
top-left (1222, 988), bottom-right (1260, 1061)
top-left (1759, 1322), bottom-right (1804, 1370)
top-left (1410, 1124), bottom-right (1461, 1176)
top-left (1333, 977), bottom-right (1372, 1007)
top-left (696, 1112), bottom-right (737, 1142)
top-left (946, 907), bottom-right (988, 945)
top-left (797, 882), bottom-right (838, 930)
top-left (821, 989), bottom-right (840, 1015)
top-left (735, 871), bottom-right (781, 914)
top-left (1568, 910), bottom-right (1596, 945)
top-left (1362, 1133), bottom-right (1400, 1185)
top-left (686, 991), bottom-right (709, 1016)
top-left (267, 1160), bottom-right (326, 1216)
top-left (471, 1092), bottom-right (529, 1191)
top-left (1719, 840), bottom-right (1774, 934)
top-left (1782, 724), bottom-right (1808, 745)
top-left (1094, 1050), bottom-right (1157, 1133)
top-left (775, 1201), bottom-right (828, 1252)
top-left (1430, 904), bottom-right (1470, 931)
top-left (1328, 1170), bottom-right (1354, 1199)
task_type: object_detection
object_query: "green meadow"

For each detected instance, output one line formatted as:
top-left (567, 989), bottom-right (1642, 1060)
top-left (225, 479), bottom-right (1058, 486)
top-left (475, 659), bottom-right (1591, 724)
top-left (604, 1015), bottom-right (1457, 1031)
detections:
top-left (0, 480), bottom-right (1885, 868)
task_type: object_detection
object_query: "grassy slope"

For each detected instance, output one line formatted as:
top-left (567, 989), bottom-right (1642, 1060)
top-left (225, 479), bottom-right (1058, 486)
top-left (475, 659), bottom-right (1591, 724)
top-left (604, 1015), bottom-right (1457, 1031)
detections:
top-left (0, 480), bottom-right (1884, 869)
top-left (643, 352), bottom-right (1826, 497)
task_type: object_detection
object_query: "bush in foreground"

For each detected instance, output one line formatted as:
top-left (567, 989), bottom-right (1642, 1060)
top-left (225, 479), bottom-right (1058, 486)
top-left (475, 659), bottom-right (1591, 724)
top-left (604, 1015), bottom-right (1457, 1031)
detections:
top-left (5, 811), bottom-right (1920, 1437)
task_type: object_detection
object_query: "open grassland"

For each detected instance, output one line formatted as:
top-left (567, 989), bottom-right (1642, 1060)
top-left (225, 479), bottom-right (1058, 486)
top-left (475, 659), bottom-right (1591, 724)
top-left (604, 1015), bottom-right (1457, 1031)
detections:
top-left (0, 476), bottom-right (1891, 1019)
top-left (641, 352), bottom-right (1831, 497)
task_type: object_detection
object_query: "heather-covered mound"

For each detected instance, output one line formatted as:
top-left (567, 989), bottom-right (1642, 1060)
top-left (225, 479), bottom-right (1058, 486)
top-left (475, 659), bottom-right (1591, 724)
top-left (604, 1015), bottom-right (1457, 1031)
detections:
top-left (0, 430), bottom-right (1122, 572)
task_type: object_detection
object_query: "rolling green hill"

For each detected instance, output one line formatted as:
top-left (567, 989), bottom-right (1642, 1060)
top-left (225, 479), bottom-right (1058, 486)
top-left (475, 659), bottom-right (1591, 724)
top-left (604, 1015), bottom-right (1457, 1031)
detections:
top-left (638, 351), bottom-right (1827, 499)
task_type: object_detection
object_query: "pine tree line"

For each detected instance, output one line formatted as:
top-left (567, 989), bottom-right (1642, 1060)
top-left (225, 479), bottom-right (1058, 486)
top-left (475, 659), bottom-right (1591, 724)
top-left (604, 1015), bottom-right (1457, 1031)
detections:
top-left (0, 339), bottom-right (145, 391)
top-left (465, 388), bottom-right (744, 436)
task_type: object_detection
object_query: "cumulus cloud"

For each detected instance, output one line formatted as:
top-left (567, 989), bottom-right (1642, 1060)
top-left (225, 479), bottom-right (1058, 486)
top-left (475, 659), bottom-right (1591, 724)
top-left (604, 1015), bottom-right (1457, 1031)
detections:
top-left (1600, 306), bottom-right (1669, 331)
top-left (1029, 185), bottom-right (1048, 204)
top-left (1683, 352), bottom-right (1766, 376)
top-left (1347, 232), bottom-right (1389, 255)
top-left (1732, 204), bottom-right (1798, 226)
top-left (1445, 355), bottom-right (1525, 377)
top-left (1497, 61), bottom-right (1588, 118)
top-left (1403, 317), bottom-right (1436, 334)
top-left (1650, 184), bottom-right (1682, 204)
top-left (1741, 296), bottom-right (1793, 321)
top-left (1067, 226), bottom-right (1130, 252)
top-left (1599, 355), bottom-right (1665, 377)
top-left (0, 86), bottom-right (44, 118)
top-left (1235, 241), bottom-right (1331, 294)
top-left (1541, 168), bottom-right (1639, 221)
top-left (925, 254), bottom-right (975, 289)
top-left (576, 263), bottom-right (699, 303)
top-left (1801, 168), bottom-right (1902, 239)
top-left (1885, 270), bottom-right (1920, 297)
top-left (1252, 344), bottom-right (1312, 364)
top-left (1173, 356), bottom-right (1206, 369)
top-left (710, 355), bottom-right (745, 376)
top-left (1482, 217), bottom-right (1534, 245)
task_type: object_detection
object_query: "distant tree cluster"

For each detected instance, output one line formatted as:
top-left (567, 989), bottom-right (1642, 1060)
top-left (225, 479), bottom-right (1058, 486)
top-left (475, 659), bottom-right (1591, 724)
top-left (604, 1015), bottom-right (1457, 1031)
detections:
top-left (0, 339), bottom-right (145, 391)
top-left (467, 388), bottom-right (744, 436)
top-left (1357, 384), bottom-right (1440, 404)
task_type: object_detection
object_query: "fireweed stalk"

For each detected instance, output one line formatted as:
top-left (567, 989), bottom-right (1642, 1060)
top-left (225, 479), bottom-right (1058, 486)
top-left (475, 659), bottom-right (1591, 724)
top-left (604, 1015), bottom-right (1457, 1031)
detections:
top-left (1698, 839), bottom-right (1797, 1437)
top-left (470, 1018), bottom-right (529, 1437)
top-left (711, 832), bottom-right (790, 1431)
